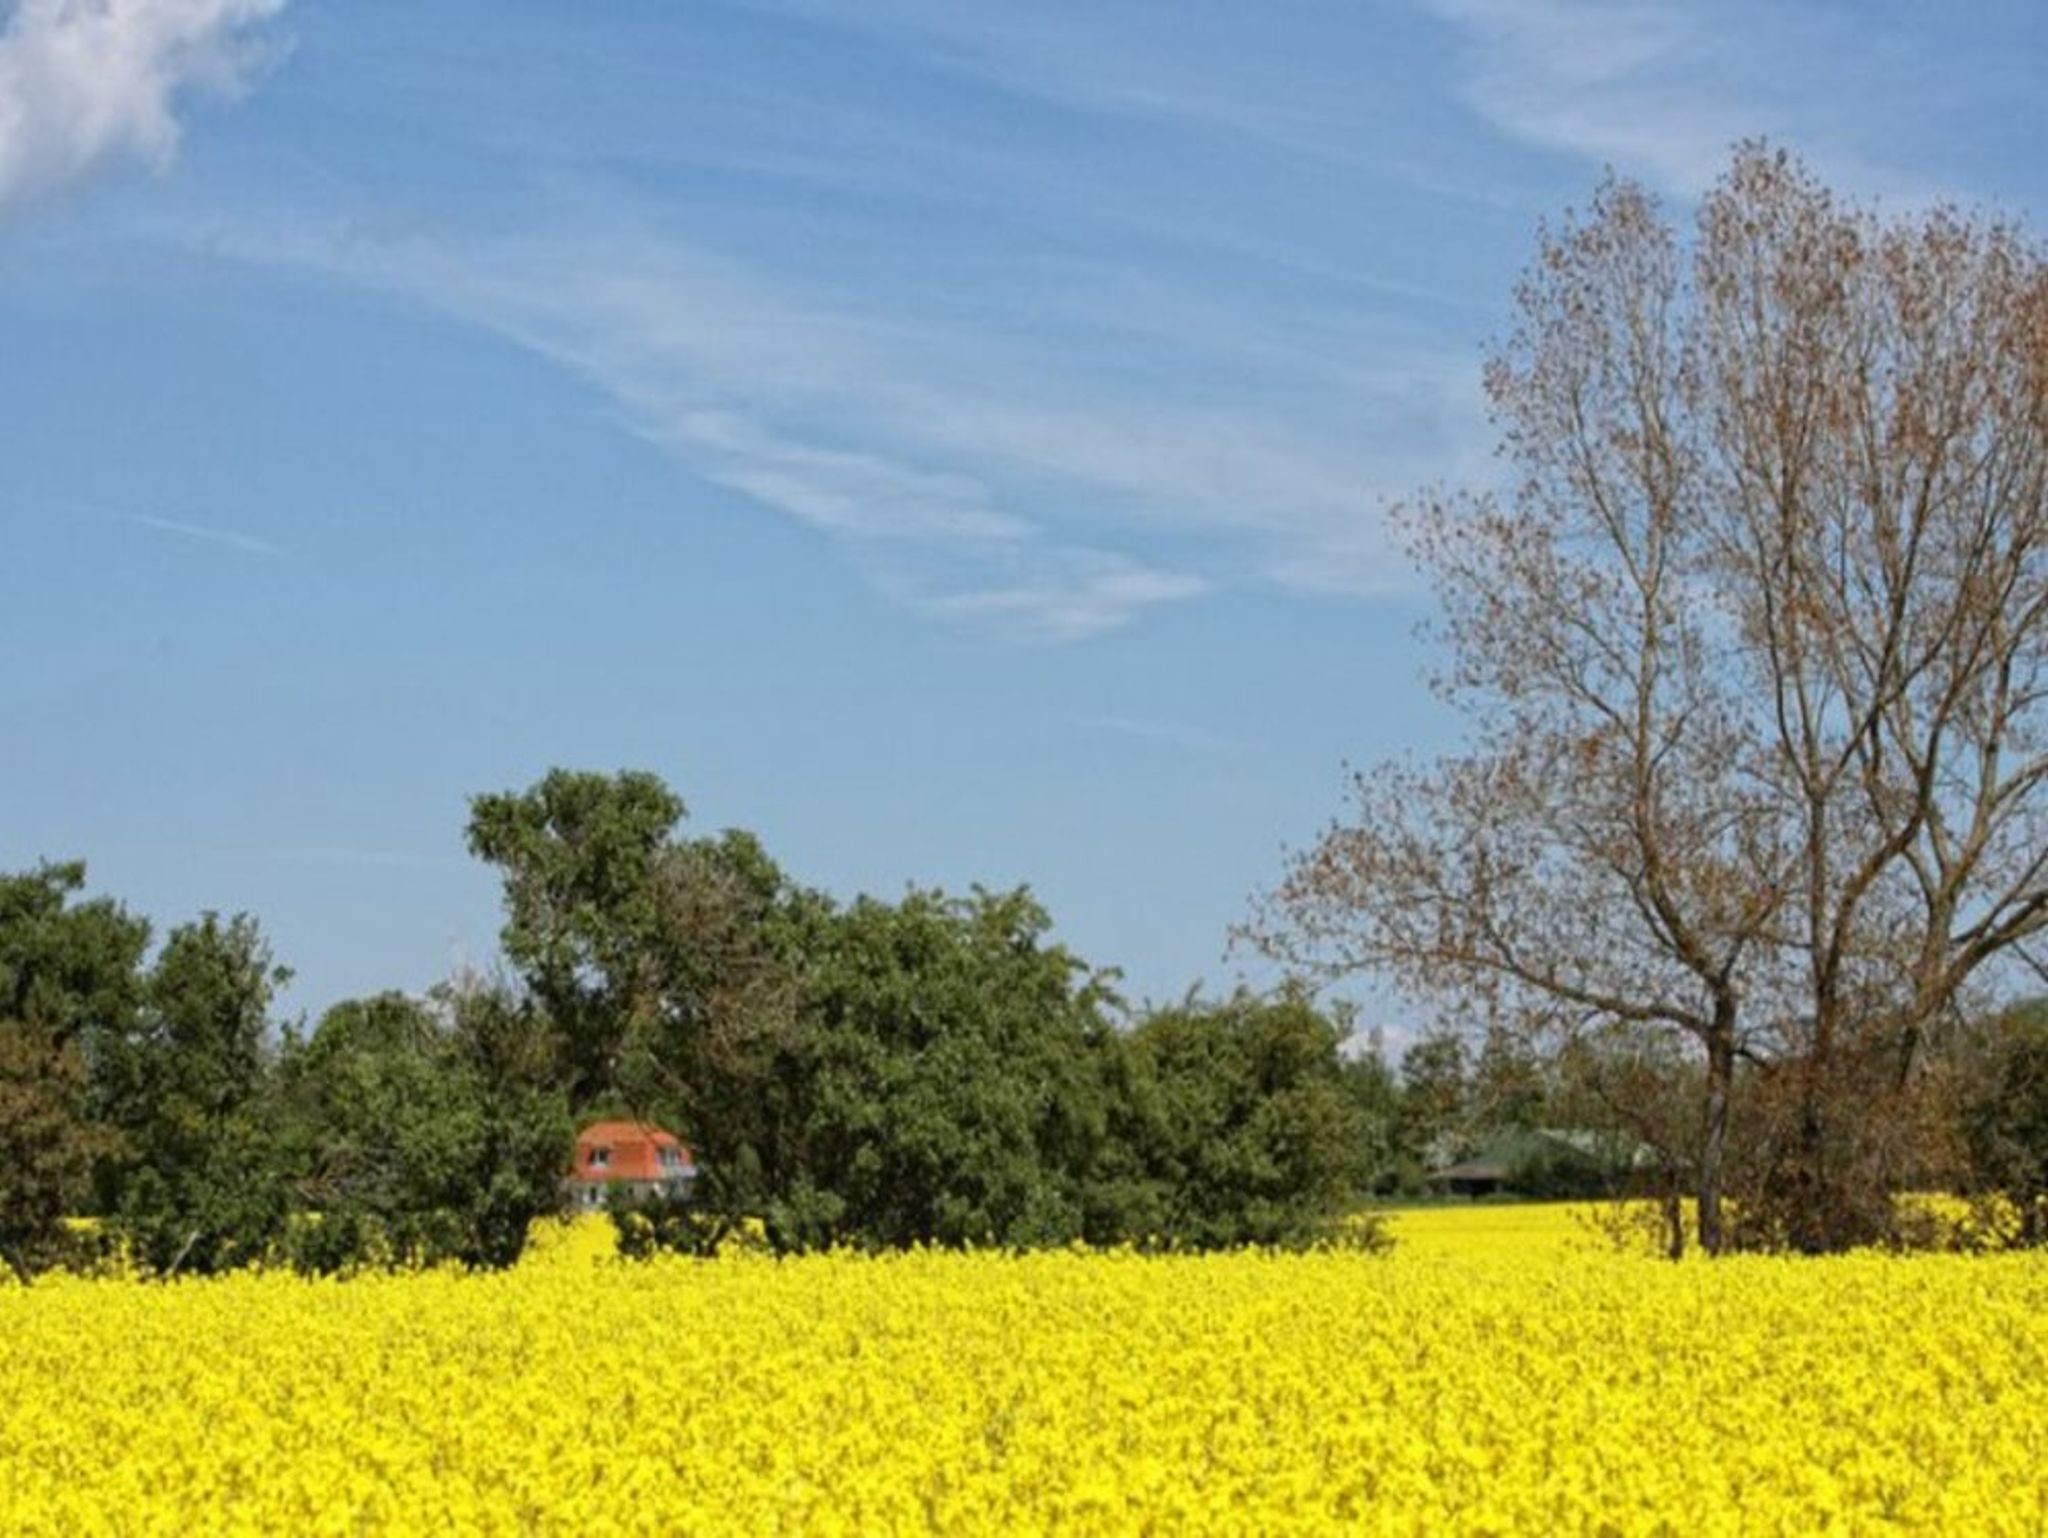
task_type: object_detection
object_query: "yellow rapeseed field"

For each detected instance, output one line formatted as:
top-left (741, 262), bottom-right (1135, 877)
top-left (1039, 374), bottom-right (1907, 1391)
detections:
top-left (2, 1206), bottom-right (2043, 1535)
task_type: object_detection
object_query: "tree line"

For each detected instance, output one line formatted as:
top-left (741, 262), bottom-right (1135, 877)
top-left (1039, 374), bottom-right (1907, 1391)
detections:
top-left (1, 769), bottom-right (1405, 1281)
top-left (3, 756), bottom-right (2039, 1283)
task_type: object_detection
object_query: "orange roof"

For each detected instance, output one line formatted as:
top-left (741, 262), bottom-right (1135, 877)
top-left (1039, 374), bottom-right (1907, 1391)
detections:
top-left (570, 1120), bottom-right (696, 1184)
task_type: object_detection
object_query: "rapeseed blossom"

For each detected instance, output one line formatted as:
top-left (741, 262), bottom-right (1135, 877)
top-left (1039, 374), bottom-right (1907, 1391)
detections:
top-left (0, 1208), bottom-right (2041, 1534)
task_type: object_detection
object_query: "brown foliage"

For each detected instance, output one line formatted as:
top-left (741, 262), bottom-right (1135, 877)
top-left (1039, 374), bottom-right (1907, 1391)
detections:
top-left (0, 1020), bottom-right (112, 1281)
top-left (1251, 144), bottom-right (2048, 1253)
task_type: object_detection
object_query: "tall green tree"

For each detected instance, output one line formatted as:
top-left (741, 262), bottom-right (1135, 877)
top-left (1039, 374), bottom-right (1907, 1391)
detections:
top-left (437, 979), bottom-right (576, 1269)
top-left (1961, 999), bottom-right (2048, 1243)
top-left (274, 983), bottom-right (574, 1272)
top-left (649, 831), bottom-right (830, 1228)
top-left (466, 770), bottom-right (820, 1211)
top-left (276, 992), bottom-right (484, 1269)
top-left (780, 886), bottom-right (1116, 1250)
top-left (1102, 988), bottom-right (1377, 1249)
top-left (0, 1022), bottom-right (106, 1282)
top-left (0, 862), bottom-right (148, 1280)
top-left (1395, 1031), bottom-right (1470, 1169)
top-left (1337, 1040), bottom-right (1406, 1196)
top-left (101, 913), bottom-right (291, 1275)
top-left (465, 769), bottom-right (688, 1112)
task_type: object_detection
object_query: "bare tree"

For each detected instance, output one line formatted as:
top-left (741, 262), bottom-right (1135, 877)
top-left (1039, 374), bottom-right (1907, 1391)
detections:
top-left (1250, 145), bottom-right (2048, 1253)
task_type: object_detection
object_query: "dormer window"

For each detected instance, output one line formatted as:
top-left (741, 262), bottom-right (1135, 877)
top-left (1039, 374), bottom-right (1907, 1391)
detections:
top-left (588, 1147), bottom-right (611, 1169)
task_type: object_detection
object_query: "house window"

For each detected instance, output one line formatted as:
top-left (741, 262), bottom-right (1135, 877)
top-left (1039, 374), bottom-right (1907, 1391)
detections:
top-left (588, 1147), bottom-right (611, 1169)
top-left (658, 1148), bottom-right (681, 1169)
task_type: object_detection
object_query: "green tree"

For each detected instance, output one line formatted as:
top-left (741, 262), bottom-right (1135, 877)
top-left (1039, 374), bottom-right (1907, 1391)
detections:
top-left (778, 886), bottom-right (1116, 1250)
top-left (469, 770), bottom-right (1395, 1260)
top-left (0, 1022), bottom-right (107, 1281)
top-left (0, 862), bottom-right (148, 1280)
top-left (1395, 1031), bottom-right (1470, 1172)
top-left (467, 770), bottom-right (823, 1234)
top-left (1962, 999), bottom-right (2048, 1244)
top-left (273, 983), bottom-right (574, 1272)
top-left (1470, 1024), bottom-right (1548, 1132)
top-left (1337, 1038), bottom-right (1407, 1196)
top-left (465, 769), bottom-right (689, 1112)
top-left (439, 980), bottom-right (576, 1268)
top-left (1104, 987), bottom-right (1378, 1249)
top-left (100, 913), bottom-right (291, 1275)
top-left (275, 992), bottom-right (484, 1269)
top-left (623, 828), bottom-right (825, 1222)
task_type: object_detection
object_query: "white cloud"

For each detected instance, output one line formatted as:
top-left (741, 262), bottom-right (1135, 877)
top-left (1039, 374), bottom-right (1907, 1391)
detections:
top-left (221, 215), bottom-right (1454, 639)
top-left (728, 0), bottom-right (1543, 218)
top-left (1417, 0), bottom-right (1931, 200)
top-left (1420, 0), bottom-right (1730, 193)
top-left (85, 1), bottom-right (1522, 641)
top-left (0, 0), bottom-right (284, 215)
top-left (128, 510), bottom-right (279, 555)
top-left (907, 548), bottom-right (1210, 645)
top-left (636, 411), bottom-right (1033, 548)
top-left (297, 228), bottom-right (1039, 550)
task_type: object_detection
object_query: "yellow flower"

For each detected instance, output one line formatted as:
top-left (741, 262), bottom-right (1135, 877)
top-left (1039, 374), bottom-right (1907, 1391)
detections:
top-left (0, 1208), bottom-right (2040, 1534)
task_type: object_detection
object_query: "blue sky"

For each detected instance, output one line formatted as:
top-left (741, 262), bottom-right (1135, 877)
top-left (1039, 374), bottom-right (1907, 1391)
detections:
top-left (2, 0), bottom-right (2043, 1028)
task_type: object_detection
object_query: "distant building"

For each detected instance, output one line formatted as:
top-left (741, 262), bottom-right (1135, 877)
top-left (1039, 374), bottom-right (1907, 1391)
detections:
top-left (567, 1120), bottom-right (697, 1211)
top-left (1427, 1128), bottom-right (1627, 1199)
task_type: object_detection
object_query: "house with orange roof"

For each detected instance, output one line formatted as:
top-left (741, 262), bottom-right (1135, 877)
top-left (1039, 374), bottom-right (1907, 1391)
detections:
top-left (567, 1120), bottom-right (698, 1210)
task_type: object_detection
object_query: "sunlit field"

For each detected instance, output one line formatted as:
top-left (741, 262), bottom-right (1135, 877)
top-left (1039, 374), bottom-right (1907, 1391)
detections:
top-left (2, 1208), bottom-right (2042, 1535)
top-left (1376, 1201), bottom-right (1600, 1258)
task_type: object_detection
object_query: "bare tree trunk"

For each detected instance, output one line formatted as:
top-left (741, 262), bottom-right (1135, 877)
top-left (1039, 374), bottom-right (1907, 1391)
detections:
top-left (1792, 1062), bottom-right (1829, 1253)
top-left (1698, 1024), bottom-right (1735, 1256)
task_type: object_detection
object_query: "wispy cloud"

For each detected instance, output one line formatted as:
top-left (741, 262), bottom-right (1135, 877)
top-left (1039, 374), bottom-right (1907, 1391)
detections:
top-left (1417, 0), bottom-right (1727, 194)
top-left (1415, 0), bottom-right (1940, 200)
top-left (898, 548), bottom-right (1211, 645)
top-left (630, 410), bottom-right (1032, 549)
top-left (206, 210), bottom-right (1457, 638)
top-left (128, 511), bottom-right (280, 556)
top-left (0, 0), bottom-right (286, 217)
top-left (106, 0), bottom-right (1546, 639)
